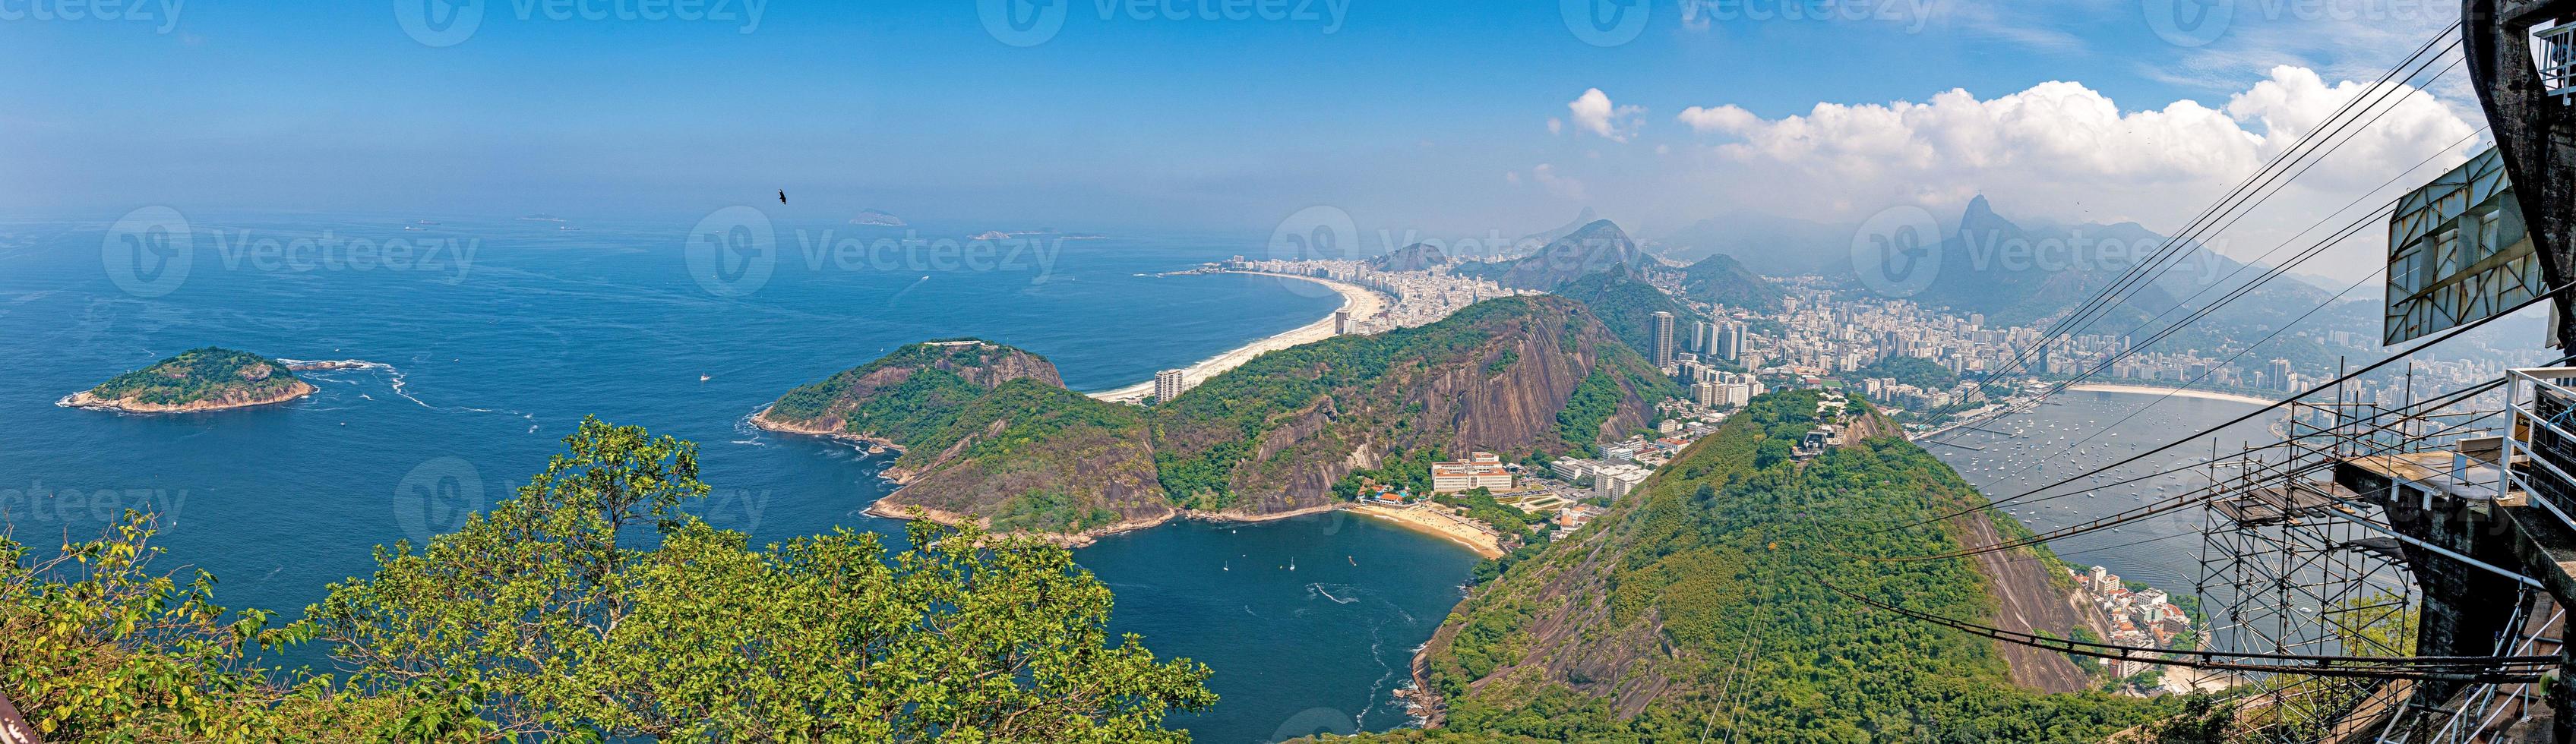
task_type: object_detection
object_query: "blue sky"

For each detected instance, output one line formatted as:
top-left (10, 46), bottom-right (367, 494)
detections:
top-left (2, 0), bottom-right (2470, 251)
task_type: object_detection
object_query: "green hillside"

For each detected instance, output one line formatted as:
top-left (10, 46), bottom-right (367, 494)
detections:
top-left (1353, 391), bottom-right (2170, 742)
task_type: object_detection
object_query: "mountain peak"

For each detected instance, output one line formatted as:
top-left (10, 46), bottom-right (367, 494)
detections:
top-left (1566, 219), bottom-right (1629, 241)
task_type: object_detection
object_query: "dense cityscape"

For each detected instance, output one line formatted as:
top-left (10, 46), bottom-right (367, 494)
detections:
top-left (1221, 254), bottom-right (2552, 432)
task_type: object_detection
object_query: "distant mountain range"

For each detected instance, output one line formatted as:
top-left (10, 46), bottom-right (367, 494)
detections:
top-left (1453, 220), bottom-right (1653, 290)
top-left (849, 209), bottom-right (907, 227)
top-left (1515, 207), bottom-right (1601, 254)
top-left (1369, 242), bottom-right (1450, 272)
top-left (1652, 210), bottom-right (1848, 276)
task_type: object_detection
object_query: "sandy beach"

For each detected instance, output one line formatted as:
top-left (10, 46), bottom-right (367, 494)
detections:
top-left (1088, 271), bottom-right (1390, 403)
top-left (2061, 383), bottom-right (2279, 407)
top-left (1348, 503), bottom-right (1506, 558)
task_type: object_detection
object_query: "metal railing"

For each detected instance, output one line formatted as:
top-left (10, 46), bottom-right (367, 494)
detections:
top-left (2503, 367), bottom-right (2576, 529)
top-left (2539, 20), bottom-right (2576, 100)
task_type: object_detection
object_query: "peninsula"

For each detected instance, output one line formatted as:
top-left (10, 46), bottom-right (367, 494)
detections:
top-left (756, 296), bottom-right (1677, 546)
top-left (61, 347), bottom-right (318, 413)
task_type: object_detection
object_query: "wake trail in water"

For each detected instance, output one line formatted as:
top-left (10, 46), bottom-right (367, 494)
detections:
top-left (1307, 582), bottom-right (1358, 605)
top-left (287, 358), bottom-right (535, 422)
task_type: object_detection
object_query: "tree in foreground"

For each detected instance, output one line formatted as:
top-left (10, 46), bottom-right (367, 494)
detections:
top-left (3, 416), bottom-right (1215, 742)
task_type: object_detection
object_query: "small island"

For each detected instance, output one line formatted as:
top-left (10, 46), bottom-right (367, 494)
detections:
top-left (61, 347), bottom-right (317, 413)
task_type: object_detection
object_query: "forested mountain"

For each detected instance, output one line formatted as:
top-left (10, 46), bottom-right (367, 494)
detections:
top-left (1552, 270), bottom-right (1707, 358)
top-left (1336, 391), bottom-right (2171, 742)
top-left (1677, 253), bottom-right (1784, 312)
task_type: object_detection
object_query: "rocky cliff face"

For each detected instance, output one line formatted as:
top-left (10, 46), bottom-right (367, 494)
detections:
top-left (760, 343), bottom-right (1165, 537)
top-left (1151, 295), bottom-right (1674, 515)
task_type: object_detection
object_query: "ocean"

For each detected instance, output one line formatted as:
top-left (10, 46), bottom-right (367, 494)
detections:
top-left (1930, 390), bottom-right (2303, 595)
top-left (0, 211), bottom-right (1476, 743)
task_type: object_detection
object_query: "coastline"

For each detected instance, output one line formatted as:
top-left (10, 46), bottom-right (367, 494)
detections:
top-left (57, 380), bottom-right (319, 414)
top-left (748, 408), bottom-right (908, 457)
top-left (757, 405), bottom-right (1373, 546)
top-left (2060, 383), bottom-right (2279, 407)
top-left (861, 500), bottom-right (1174, 549)
top-left (1348, 503), bottom-right (1506, 559)
top-left (1088, 271), bottom-right (1390, 403)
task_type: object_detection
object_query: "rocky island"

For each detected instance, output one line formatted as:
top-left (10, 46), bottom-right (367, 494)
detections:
top-left (61, 347), bottom-right (318, 413)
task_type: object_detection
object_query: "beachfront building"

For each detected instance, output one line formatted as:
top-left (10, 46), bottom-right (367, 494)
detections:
top-left (1432, 452), bottom-right (1514, 493)
top-left (1154, 369), bottom-right (1187, 404)
top-left (1593, 463), bottom-right (1651, 501)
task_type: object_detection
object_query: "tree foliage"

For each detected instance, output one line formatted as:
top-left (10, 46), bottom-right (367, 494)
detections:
top-left (5, 417), bottom-right (1215, 742)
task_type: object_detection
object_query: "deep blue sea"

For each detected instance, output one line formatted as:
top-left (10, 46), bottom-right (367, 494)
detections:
top-left (0, 210), bottom-right (1478, 743)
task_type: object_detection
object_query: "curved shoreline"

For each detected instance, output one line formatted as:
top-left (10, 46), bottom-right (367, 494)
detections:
top-left (1088, 271), bottom-right (1390, 403)
top-left (751, 405), bottom-right (1367, 545)
top-left (1348, 504), bottom-right (1506, 558)
top-left (2059, 383), bottom-right (2278, 407)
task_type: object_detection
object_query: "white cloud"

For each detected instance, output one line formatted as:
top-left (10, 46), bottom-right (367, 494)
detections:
top-left (1566, 88), bottom-right (1643, 143)
top-left (1547, 118), bottom-right (1564, 135)
top-left (1653, 66), bottom-right (2478, 280)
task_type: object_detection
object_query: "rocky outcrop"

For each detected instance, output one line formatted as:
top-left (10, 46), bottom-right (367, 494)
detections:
top-left (65, 347), bottom-right (318, 414)
top-left (752, 340), bottom-right (1064, 439)
top-left (1152, 295), bottom-right (1674, 515)
top-left (59, 380), bottom-right (317, 413)
top-left (872, 380), bottom-right (1173, 534)
top-left (757, 343), bottom-right (1167, 539)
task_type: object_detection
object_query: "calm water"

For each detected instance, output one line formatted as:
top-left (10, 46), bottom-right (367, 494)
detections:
top-left (0, 211), bottom-right (1476, 743)
top-left (1930, 390), bottom-right (2285, 593)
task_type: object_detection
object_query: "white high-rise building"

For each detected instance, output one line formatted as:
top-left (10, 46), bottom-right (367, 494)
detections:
top-left (1154, 370), bottom-right (1189, 404)
top-left (1651, 311), bottom-right (1677, 367)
